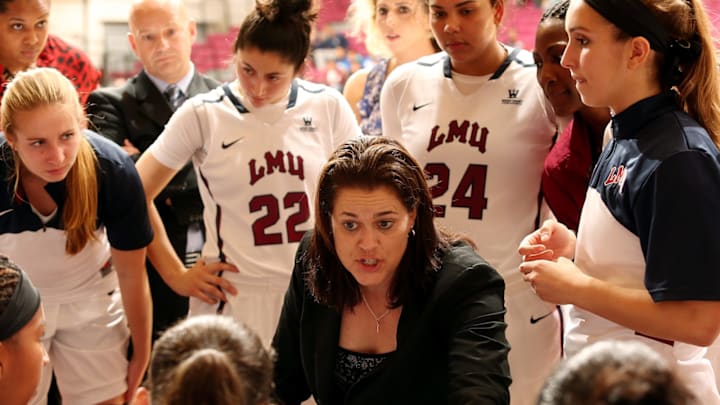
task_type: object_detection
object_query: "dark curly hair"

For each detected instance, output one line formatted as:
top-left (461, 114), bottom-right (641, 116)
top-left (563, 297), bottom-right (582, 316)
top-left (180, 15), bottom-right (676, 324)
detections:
top-left (539, 0), bottom-right (569, 23)
top-left (0, 256), bottom-right (22, 315)
top-left (537, 340), bottom-right (697, 405)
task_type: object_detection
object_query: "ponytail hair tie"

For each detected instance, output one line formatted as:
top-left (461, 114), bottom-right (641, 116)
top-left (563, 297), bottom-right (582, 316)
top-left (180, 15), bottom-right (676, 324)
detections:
top-left (667, 36), bottom-right (702, 62)
top-left (664, 35), bottom-right (702, 87)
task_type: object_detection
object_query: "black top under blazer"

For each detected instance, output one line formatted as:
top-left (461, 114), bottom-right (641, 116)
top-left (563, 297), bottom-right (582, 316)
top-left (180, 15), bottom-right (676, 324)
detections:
top-left (272, 237), bottom-right (511, 405)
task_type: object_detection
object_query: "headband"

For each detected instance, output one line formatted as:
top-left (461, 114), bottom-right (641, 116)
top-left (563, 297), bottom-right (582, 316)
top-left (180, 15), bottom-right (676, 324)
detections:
top-left (0, 258), bottom-right (41, 341)
top-left (583, 0), bottom-right (702, 87)
top-left (583, 0), bottom-right (670, 52)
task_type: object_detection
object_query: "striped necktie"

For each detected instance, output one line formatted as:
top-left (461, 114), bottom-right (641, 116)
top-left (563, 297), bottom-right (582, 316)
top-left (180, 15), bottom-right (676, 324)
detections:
top-left (164, 84), bottom-right (185, 111)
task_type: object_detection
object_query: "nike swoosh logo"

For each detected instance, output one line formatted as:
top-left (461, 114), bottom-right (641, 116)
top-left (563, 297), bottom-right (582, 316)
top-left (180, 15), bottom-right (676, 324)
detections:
top-left (0, 208), bottom-right (14, 217)
top-left (530, 309), bottom-right (555, 324)
top-left (221, 138), bottom-right (243, 149)
top-left (412, 102), bottom-right (432, 111)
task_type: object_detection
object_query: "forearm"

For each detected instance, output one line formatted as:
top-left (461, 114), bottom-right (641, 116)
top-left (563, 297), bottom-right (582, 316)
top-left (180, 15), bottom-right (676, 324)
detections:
top-left (120, 276), bottom-right (152, 356)
top-left (146, 201), bottom-right (188, 288)
top-left (136, 152), bottom-right (188, 290)
top-left (113, 248), bottom-right (152, 362)
top-left (571, 276), bottom-right (720, 346)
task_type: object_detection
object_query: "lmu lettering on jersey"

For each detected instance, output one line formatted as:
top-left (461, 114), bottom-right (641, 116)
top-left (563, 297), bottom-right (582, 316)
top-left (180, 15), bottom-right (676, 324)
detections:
top-left (249, 150), bottom-right (305, 185)
top-left (428, 120), bottom-right (488, 153)
top-left (604, 164), bottom-right (627, 192)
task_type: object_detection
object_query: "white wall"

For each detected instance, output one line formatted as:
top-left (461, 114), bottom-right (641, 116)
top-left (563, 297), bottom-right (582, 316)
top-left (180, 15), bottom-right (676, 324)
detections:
top-left (50, 0), bottom-right (255, 69)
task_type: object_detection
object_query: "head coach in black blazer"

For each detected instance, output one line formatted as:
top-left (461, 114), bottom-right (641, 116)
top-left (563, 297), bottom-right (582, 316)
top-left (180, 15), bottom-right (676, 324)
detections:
top-left (87, 0), bottom-right (219, 341)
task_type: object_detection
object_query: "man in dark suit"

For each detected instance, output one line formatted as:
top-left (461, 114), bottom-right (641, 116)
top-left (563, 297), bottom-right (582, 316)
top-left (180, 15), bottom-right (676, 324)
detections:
top-left (87, 0), bottom-right (219, 341)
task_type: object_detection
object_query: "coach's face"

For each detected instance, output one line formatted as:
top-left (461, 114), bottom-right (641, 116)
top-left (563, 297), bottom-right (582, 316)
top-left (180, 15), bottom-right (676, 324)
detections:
top-left (128, 0), bottom-right (196, 84)
top-left (0, 0), bottom-right (50, 74)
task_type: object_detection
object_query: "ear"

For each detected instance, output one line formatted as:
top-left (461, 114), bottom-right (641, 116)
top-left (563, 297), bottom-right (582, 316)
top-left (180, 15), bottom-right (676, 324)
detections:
top-left (627, 36), bottom-right (652, 70)
top-left (131, 386), bottom-right (150, 405)
top-left (4, 133), bottom-right (15, 150)
top-left (295, 59), bottom-right (307, 78)
top-left (188, 19), bottom-right (197, 43)
top-left (408, 207), bottom-right (418, 233)
top-left (128, 32), bottom-right (139, 57)
top-left (493, 0), bottom-right (505, 25)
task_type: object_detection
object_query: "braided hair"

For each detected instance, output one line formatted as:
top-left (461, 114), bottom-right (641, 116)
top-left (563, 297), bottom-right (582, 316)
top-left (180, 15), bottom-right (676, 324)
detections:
top-left (540, 0), bottom-right (570, 23)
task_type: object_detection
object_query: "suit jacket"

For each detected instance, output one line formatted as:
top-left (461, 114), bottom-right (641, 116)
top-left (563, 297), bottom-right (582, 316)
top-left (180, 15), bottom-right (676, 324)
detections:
top-left (87, 70), bottom-right (219, 224)
top-left (272, 238), bottom-right (511, 405)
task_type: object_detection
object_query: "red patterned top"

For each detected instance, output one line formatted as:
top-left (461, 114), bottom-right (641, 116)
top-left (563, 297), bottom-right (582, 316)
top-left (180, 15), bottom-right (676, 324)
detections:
top-left (0, 34), bottom-right (102, 105)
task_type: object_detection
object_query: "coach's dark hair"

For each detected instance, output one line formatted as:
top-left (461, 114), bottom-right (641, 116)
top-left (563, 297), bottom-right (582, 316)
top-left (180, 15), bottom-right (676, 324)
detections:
top-left (147, 315), bottom-right (273, 405)
top-left (306, 136), bottom-right (471, 310)
top-left (537, 340), bottom-right (696, 405)
top-left (233, 0), bottom-right (317, 71)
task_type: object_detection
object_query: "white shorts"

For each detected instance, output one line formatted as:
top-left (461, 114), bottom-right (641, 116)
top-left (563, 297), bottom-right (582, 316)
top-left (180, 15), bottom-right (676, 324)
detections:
top-left (31, 290), bottom-right (129, 405)
top-left (671, 346), bottom-right (719, 404)
top-left (505, 282), bottom-right (563, 405)
top-left (709, 337), bottom-right (720, 390)
top-left (189, 273), bottom-right (289, 346)
top-left (566, 308), bottom-right (720, 405)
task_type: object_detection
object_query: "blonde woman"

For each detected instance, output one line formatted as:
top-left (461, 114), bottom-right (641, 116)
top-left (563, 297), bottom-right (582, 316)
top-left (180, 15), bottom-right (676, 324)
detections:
top-left (0, 67), bottom-right (153, 404)
top-left (343, 0), bottom-right (438, 135)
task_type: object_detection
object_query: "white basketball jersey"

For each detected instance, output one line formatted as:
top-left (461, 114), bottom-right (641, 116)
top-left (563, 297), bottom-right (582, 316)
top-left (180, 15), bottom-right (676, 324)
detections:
top-left (149, 79), bottom-right (361, 279)
top-left (382, 49), bottom-right (555, 286)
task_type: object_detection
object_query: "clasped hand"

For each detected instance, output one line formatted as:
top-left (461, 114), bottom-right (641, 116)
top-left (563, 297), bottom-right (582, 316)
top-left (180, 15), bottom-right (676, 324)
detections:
top-left (517, 219), bottom-right (588, 304)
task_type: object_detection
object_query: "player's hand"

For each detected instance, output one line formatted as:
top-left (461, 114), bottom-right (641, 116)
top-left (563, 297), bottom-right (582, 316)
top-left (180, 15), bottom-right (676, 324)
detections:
top-left (519, 257), bottom-right (589, 304)
top-left (171, 258), bottom-right (239, 304)
top-left (124, 342), bottom-right (150, 403)
top-left (121, 138), bottom-right (141, 156)
top-left (518, 219), bottom-right (576, 262)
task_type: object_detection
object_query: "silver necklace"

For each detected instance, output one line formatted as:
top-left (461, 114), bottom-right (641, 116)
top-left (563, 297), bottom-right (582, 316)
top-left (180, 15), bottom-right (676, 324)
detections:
top-left (361, 293), bottom-right (391, 334)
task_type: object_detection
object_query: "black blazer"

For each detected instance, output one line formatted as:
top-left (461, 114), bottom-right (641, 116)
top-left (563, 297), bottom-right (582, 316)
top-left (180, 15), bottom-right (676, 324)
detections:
top-left (87, 70), bottom-right (219, 223)
top-left (272, 239), bottom-right (511, 405)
